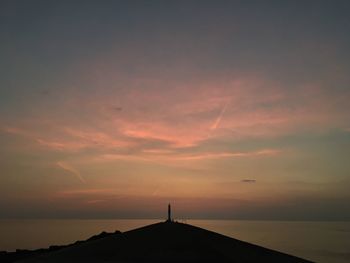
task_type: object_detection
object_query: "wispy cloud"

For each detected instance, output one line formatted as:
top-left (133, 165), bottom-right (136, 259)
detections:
top-left (2, 126), bottom-right (29, 136)
top-left (86, 199), bottom-right (106, 204)
top-left (37, 139), bottom-right (87, 151)
top-left (172, 149), bottom-right (280, 161)
top-left (98, 149), bottom-right (281, 163)
top-left (241, 179), bottom-right (256, 183)
top-left (210, 99), bottom-right (230, 130)
top-left (59, 188), bottom-right (115, 195)
top-left (56, 161), bottom-right (86, 183)
top-left (3, 75), bottom-right (349, 165)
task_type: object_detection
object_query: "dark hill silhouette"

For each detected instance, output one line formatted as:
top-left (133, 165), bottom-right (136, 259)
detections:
top-left (0, 230), bottom-right (121, 263)
top-left (11, 221), bottom-right (313, 263)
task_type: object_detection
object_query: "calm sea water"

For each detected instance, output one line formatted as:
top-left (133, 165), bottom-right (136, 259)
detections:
top-left (0, 219), bottom-right (349, 263)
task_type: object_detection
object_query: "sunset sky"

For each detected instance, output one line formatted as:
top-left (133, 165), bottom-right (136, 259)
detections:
top-left (1, 1), bottom-right (350, 220)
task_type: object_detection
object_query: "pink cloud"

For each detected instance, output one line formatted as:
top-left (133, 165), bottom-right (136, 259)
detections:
top-left (37, 139), bottom-right (87, 151)
top-left (97, 149), bottom-right (281, 164)
top-left (3, 74), bottom-right (349, 161)
top-left (63, 128), bottom-right (131, 148)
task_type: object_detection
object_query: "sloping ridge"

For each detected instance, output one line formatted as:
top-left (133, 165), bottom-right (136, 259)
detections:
top-left (19, 221), bottom-right (313, 262)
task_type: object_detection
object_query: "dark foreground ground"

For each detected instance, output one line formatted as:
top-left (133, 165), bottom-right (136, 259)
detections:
top-left (1, 221), bottom-right (314, 262)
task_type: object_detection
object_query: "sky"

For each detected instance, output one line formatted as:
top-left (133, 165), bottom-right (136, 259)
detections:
top-left (1, 0), bottom-right (350, 220)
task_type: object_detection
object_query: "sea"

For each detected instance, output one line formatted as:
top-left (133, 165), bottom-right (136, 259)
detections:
top-left (0, 219), bottom-right (349, 263)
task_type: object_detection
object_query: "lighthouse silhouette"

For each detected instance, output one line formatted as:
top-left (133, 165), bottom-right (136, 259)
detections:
top-left (167, 203), bottom-right (172, 222)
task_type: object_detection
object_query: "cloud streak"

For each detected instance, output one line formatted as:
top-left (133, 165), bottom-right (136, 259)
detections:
top-left (3, 75), bottom-right (350, 158)
top-left (98, 149), bottom-right (281, 164)
top-left (210, 99), bottom-right (230, 130)
top-left (241, 179), bottom-right (256, 183)
top-left (56, 161), bottom-right (86, 183)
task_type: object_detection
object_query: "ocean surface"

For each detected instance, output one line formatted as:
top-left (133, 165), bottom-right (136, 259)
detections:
top-left (0, 219), bottom-right (349, 263)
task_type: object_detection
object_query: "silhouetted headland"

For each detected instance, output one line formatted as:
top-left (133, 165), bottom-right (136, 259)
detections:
top-left (1, 220), bottom-right (313, 263)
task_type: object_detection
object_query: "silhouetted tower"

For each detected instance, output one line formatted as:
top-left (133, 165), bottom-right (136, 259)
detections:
top-left (167, 203), bottom-right (172, 222)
